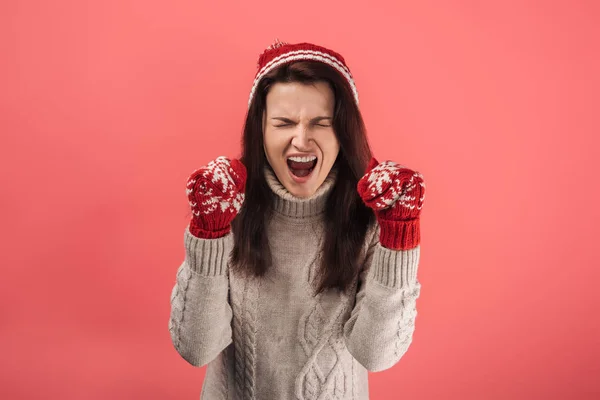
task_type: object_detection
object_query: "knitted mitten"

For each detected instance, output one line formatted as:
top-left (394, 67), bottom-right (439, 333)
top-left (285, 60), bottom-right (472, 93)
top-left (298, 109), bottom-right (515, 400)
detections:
top-left (186, 156), bottom-right (247, 239)
top-left (357, 157), bottom-right (426, 250)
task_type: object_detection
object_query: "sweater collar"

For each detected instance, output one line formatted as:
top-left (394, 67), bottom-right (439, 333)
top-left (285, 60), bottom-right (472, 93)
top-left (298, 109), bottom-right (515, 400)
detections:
top-left (264, 164), bottom-right (338, 219)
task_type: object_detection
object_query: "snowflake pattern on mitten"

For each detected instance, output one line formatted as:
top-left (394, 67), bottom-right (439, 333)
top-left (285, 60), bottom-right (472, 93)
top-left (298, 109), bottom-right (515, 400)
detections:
top-left (358, 159), bottom-right (425, 219)
top-left (357, 157), bottom-right (426, 250)
top-left (186, 156), bottom-right (247, 239)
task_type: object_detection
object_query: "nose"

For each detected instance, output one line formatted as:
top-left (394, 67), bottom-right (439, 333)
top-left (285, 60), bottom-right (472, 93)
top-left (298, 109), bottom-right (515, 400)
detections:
top-left (290, 125), bottom-right (312, 151)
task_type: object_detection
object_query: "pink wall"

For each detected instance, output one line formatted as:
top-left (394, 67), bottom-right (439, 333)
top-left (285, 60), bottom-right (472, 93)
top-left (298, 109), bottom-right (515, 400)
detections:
top-left (2, 0), bottom-right (599, 398)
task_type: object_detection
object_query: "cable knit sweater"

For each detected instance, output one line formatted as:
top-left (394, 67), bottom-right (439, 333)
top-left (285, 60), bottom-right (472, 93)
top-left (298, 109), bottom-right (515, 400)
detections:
top-left (169, 165), bottom-right (422, 399)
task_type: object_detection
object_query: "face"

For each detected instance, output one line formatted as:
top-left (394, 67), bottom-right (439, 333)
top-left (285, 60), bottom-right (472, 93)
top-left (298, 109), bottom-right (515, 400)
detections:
top-left (263, 81), bottom-right (340, 198)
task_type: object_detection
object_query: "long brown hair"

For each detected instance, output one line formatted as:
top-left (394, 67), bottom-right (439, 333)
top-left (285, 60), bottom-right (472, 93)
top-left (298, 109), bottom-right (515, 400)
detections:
top-left (230, 60), bottom-right (375, 295)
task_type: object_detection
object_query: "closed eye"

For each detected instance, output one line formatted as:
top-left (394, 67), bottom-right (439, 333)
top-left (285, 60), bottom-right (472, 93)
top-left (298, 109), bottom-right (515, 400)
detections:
top-left (274, 123), bottom-right (331, 128)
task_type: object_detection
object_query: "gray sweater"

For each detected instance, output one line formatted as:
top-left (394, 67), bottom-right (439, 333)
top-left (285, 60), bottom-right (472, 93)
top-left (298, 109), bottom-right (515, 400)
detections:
top-left (169, 166), bottom-right (421, 399)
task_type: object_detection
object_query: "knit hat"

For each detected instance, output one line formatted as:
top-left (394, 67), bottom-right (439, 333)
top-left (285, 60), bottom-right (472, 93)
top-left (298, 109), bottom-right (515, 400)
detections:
top-left (248, 39), bottom-right (359, 109)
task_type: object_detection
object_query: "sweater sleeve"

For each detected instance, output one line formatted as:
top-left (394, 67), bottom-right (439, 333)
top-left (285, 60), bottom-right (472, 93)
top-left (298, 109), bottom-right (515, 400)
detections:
top-left (343, 222), bottom-right (421, 372)
top-left (168, 225), bottom-right (234, 367)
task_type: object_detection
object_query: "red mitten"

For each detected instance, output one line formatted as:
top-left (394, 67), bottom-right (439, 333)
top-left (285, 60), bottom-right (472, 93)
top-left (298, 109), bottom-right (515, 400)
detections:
top-left (186, 156), bottom-right (247, 239)
top-left (357, 157), bottom-right (426, 250)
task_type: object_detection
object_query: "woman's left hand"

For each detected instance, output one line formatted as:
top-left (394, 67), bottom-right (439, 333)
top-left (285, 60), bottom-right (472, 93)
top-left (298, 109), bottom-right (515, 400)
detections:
top-left (357, 157), bottom-right (426, 250)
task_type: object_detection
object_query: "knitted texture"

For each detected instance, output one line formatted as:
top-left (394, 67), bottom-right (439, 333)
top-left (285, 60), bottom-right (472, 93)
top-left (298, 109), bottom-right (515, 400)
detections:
top-left (168, 230), bottom-right (233, 368)
top-left (169, 165), bottom-right (422, 399)
top-left (186, 156), bottom-right (247, 239)
top-left (357, 157), bottom-right (426, 250)
top-left (249, 39), bottom-right (359, 109)
top-left (230, 274), bottom-right (260, 399)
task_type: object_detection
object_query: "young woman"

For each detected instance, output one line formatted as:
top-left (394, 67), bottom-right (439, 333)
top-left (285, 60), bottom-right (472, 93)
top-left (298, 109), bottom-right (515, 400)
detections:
top-left (169, 40), bottom-right (426, 400)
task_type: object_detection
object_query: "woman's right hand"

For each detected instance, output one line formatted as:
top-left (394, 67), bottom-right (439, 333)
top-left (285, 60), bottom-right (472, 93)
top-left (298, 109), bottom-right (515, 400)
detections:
top-left (186, 156), bottom-right (247, 239)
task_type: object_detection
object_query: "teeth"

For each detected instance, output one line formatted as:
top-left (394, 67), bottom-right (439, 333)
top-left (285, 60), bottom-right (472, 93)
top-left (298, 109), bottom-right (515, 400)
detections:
top-left (288, 155), bottom-right (317, 163)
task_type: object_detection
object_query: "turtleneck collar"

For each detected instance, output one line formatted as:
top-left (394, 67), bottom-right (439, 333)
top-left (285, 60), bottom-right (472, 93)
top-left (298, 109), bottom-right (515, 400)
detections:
top-left (264, 164), bottom-right (338, 219)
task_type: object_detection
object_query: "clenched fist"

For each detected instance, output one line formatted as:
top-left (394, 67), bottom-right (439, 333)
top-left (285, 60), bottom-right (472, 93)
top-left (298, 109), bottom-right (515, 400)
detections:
top-left (186, 156), bottom-right (247, 239)
top-left (357, 157), bottom-right (426, 250)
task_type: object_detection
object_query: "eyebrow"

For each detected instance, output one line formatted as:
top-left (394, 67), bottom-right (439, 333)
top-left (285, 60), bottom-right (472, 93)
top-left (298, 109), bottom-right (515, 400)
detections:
top-left (271, 116), bottom-right (332, 123)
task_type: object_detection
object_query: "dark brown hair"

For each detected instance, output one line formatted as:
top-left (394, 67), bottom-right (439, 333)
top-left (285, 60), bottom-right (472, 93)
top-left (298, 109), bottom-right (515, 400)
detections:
top-left (230, 60), bottom-right (375, 295)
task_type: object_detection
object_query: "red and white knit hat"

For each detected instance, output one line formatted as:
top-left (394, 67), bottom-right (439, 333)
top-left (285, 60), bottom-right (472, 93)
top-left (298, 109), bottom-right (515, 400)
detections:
top-left (248, 39), bottom-right (359, 109)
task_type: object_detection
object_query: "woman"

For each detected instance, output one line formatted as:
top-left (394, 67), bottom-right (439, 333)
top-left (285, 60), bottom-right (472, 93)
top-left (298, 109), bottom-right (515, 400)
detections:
top-left (169, 40), bottom-right (426, 400)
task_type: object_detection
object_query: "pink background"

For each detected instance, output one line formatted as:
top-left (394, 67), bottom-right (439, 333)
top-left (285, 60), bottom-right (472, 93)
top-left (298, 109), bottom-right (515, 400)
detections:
top-left (2, 0), bottom-right (599, 398)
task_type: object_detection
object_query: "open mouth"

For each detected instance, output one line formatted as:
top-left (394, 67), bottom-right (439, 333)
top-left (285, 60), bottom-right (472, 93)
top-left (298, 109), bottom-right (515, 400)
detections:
top-left (287, 156), bottom-right (318, 178)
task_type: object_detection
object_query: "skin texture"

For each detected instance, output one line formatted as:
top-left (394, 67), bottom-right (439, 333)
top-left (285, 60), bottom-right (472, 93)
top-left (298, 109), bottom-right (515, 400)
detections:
top-left (262, 81), bottom-right (340, 198)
